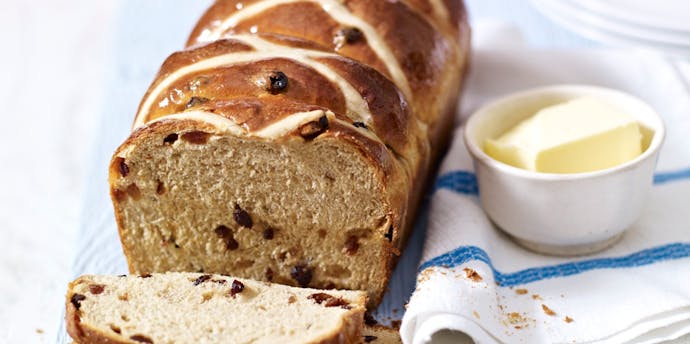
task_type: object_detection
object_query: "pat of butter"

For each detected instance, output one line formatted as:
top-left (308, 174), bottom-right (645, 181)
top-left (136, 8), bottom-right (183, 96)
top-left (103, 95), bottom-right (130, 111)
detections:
top-left (484, 97), bottom-right (642, 173)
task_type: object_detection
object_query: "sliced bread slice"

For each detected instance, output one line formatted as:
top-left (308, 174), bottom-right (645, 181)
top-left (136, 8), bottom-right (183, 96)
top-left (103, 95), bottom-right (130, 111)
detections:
top-left (66, 272), bottom-right (366, 344)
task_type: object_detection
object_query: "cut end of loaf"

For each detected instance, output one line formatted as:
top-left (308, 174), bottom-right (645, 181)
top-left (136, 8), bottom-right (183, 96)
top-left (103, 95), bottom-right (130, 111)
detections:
top-left (65, 272), bottom-right (366, 344)
top-left (110, 114), bottom-right (400, 307)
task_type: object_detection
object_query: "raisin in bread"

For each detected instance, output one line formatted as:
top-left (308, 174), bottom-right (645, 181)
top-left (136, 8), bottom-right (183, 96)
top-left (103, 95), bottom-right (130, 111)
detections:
top-left (110, 0), bottom-right (470, 307)
top-left (66, 273), bottom-right (366, 344)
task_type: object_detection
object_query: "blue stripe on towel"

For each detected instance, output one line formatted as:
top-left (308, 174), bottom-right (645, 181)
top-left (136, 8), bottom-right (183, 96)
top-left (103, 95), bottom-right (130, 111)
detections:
top-left (434, 166), bottom-right (690, 195)
top-left (433, 171), bottom-right (479, 195)
top-left (654, 167), bottom-right (690, 184)
top-left (419, 243), bottom-right (690, 287)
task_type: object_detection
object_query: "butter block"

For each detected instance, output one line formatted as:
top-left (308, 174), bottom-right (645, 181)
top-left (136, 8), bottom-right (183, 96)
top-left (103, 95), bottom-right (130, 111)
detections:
top-left (485, 97), bottom-right (643, 173)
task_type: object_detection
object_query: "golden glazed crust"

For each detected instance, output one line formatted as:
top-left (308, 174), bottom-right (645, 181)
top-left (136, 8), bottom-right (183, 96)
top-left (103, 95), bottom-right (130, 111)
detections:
top-left (139, 36), bottom-right (415, 157)
top-left (188, 0), bottom-right (470, 150)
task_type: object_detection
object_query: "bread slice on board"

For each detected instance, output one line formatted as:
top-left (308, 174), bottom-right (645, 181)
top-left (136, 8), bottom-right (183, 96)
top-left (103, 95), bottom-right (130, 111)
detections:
top-left (65, 272), bottom-right (366, 344)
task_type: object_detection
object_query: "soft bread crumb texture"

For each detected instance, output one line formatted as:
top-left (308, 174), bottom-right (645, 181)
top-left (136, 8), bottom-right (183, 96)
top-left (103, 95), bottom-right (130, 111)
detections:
top-left (111, 127), bottom-right (392, 305)
top-left (66, 273), bottom-right (366, 344)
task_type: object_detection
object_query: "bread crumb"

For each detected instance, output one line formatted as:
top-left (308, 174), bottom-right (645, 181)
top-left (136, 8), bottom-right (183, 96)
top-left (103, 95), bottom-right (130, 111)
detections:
top-left (463, 268), bottom-right (482, 282)
top-left (35, 329), bottom-right (44, 334)
top-left (542, 304), bottom-right (557, 316)
top-left (515, 288), bottom-right (528, 295)
top-left (531, 294), bottom-right (542, 300)
top-left (418, 268), bottom-right (435, 283)
top-left (565, 316), bottom-right (574, 323)
top-left (507, 312), bottom-right (526, 325)
top-left (473, 311), bottom-right (480, 319)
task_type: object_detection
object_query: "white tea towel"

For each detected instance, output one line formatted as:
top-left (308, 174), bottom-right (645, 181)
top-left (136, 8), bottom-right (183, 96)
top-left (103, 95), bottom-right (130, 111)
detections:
top-left (401, 41), bottom-right (690, 344)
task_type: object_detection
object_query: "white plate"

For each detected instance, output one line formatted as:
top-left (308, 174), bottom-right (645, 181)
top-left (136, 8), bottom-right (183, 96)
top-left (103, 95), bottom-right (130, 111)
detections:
top-left (577, 0), bottom-right (690, 34)
top-left (533, 0), bottom-right (690, 58)
top-left (553, 0), bottom-right (690, 47)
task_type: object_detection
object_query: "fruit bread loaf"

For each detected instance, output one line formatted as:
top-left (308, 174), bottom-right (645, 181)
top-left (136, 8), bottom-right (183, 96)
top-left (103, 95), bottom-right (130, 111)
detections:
top-left (109, 0), bottom-right (470, 307)
top-left (66, 273), bottom-right (366, 344)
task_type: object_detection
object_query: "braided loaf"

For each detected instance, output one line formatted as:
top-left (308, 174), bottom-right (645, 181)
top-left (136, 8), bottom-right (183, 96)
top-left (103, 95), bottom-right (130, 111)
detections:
top-left (110, 0), bottom-right (470, 307)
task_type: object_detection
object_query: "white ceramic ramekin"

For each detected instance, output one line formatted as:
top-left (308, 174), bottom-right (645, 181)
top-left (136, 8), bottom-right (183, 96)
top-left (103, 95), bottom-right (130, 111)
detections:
top-left (464, 85), bottom-right (665, 256)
